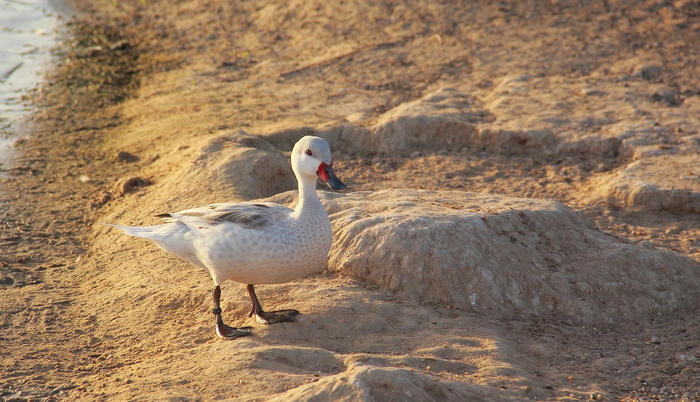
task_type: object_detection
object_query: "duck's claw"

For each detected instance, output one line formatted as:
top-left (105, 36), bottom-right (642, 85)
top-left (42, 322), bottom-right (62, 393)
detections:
top-left (216, 322), bottom-right (253, 339)
top-left (253, 309), bottom-right (299, 324)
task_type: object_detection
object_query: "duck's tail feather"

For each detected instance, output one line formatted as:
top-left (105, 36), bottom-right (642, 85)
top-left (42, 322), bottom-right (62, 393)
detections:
top-left (103, 223), bottom-right (168, 241)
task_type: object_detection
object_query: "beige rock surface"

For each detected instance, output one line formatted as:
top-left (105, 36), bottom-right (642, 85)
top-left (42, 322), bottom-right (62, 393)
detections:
top-left (269, 362), bottom-right (492, 402)
top-left (319, 190), bottom-right (699, 323)
top-left (587, 154), bottom-right (700, 214)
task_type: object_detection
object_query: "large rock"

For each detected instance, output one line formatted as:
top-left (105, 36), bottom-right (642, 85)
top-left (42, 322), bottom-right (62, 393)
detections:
top-left (178, 130), bottom-right (296, 201)
top-left (263, 88), bottom-right (557, 156)
top-left (285, 190), bottom-right (700, 324)
top-left (586, 154), bottom-right (700, 214)
top-left (363, 88), bottom-right (484, 155)
top-left (269, 362), bottom-right (490, 402)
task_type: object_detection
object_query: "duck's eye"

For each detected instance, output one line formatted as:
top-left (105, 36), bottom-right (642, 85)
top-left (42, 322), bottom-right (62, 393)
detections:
top-left (305, 149), bottom-right (312, 156)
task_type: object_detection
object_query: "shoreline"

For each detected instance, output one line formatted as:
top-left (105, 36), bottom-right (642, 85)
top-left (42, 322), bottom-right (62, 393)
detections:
top-left (2, 0), bottom-right (699, 399)
top-left (0, 0), bottom-right (69, 177)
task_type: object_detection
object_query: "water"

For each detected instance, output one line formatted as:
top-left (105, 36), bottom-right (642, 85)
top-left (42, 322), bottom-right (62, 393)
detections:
top-left (0, 0), bottom-right (68, 175)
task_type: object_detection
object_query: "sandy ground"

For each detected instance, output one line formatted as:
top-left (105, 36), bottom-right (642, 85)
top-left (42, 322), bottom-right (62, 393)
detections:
top-left (2, 0), bottom-right (700, 400)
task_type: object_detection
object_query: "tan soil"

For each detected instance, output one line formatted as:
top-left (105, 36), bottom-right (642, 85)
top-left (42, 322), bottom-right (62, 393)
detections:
top-left (2, 0), bottom-right (700, 400)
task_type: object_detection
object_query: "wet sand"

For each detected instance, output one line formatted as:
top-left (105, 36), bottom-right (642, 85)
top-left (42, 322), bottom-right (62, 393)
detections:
top-left (0, 0), bottom-right (68, 174)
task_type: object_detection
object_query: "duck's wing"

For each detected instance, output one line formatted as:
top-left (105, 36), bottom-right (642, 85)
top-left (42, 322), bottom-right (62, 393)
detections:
top-left (157, 202), bottom-right (293, 230)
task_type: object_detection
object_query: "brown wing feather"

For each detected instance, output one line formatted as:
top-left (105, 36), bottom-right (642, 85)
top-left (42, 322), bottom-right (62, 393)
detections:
top-left (157, 202), bottom-right (287, 230)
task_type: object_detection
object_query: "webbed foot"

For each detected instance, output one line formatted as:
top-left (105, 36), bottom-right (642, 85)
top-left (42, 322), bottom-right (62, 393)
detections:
top-left (216, 322), bottom-right (253, 339)
top-left (252, 309), bottom-right (300, 324)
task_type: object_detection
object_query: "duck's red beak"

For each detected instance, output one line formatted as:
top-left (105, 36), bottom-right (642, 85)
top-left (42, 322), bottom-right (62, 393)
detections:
top-left (317, 162), bottom-right (346, 190)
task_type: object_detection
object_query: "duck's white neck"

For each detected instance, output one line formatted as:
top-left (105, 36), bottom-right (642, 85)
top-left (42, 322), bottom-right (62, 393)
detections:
top-left (293, 173), bottom-right (323, 216)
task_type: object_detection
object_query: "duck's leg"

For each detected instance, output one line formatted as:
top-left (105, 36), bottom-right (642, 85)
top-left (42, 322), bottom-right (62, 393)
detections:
top-left (212, 285), bottom-right (253, 339)
top-left (246, 284), bottom-right (299, 324)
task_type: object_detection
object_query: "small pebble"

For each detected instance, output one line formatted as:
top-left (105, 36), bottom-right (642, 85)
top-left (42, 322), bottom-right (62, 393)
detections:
top-left (651, 88), bottom-right (683, 106)
top-left (634, 64), bottom-right (662, 81)
top-left (116, 151), bottom-right (139, 163)
top-left (580, 87), bottom-right (606, 97)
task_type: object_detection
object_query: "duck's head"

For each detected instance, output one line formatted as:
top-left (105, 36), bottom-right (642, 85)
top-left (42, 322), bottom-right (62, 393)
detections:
top-left (291, 136), bottom-right (346, 190)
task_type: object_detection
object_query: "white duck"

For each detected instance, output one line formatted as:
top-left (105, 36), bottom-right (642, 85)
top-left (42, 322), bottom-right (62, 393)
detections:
top-left (107, 136), bottom-right (346, 339)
